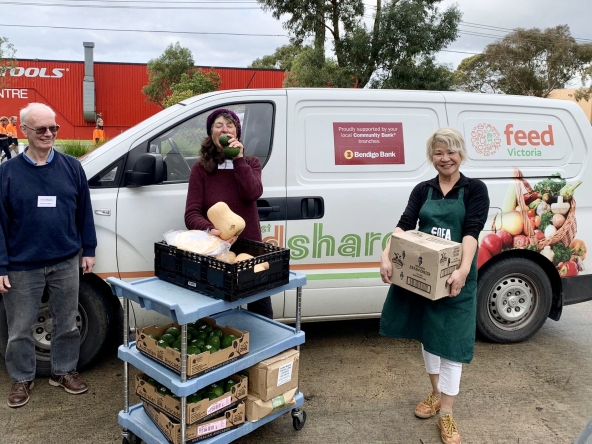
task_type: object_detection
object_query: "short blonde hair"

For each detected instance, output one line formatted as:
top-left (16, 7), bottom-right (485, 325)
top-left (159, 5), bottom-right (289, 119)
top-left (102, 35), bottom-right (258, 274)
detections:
top-left (425, 127), bottom-right (467, 164)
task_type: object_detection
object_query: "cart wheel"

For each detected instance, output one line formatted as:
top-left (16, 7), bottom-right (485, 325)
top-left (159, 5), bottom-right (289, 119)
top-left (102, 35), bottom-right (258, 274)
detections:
top-left (292, 410), bottom-right (307, 430)
top-left (122, 433), bottom-right (140, 444)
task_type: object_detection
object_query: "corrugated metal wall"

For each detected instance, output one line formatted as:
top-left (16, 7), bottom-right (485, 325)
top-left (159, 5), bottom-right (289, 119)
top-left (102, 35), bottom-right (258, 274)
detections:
top-left (0, 59), bottom-right (285, 140)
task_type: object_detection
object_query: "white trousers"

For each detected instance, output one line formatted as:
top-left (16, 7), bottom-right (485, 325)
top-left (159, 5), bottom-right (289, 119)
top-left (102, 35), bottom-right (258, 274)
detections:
top-left (422, 345), bottom-right (463, 396)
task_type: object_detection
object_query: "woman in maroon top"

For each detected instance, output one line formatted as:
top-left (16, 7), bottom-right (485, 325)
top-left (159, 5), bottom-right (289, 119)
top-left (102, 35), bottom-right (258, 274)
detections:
top-left (185, 109), bottom-right (272, 318)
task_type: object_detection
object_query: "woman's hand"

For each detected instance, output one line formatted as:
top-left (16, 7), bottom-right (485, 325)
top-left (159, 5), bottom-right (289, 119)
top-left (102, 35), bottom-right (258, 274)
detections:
top-left (446, 268), bottom-right (469, 297)
top-left (228, 136), bottom-right (244, 158)
top-left (210, 229), bottom-right (238, 245)
top-left (380, 254), bottom-right (393, 284)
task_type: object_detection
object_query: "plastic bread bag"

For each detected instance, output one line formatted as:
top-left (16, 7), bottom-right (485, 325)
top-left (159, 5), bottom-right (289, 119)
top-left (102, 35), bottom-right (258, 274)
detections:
top-left (163, 230), bottom-right (231, 256)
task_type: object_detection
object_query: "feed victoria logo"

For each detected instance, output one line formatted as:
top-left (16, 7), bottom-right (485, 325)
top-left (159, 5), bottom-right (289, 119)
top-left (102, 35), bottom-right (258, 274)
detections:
top-left (471, 123), bottom-right (501, 156)
top-left (470, 122), bottom-right (556, 158)
top-left (333, 122), bottom-right (405, 165)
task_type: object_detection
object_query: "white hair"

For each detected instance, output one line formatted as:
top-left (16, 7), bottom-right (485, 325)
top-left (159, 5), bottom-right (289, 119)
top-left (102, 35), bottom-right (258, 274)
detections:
top-left (20, 103), bottom-right (56, 126)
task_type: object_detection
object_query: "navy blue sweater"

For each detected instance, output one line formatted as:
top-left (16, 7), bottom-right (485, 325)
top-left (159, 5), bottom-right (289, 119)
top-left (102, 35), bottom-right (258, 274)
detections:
top-left (0, 151), bottom-right (97, 275)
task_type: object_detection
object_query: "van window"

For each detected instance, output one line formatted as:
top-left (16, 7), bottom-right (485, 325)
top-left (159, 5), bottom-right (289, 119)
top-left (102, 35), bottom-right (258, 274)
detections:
top-left (131, 102), bottom-right (275, 183)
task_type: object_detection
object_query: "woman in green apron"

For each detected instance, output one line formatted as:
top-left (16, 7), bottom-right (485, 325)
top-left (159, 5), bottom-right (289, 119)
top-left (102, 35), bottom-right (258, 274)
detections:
top-left (379, 128), bottom-right (489, 444)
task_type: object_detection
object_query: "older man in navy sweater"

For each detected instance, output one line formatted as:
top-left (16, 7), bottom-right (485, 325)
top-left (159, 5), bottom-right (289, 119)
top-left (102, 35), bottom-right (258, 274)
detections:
top-left (0, 103), bottom-right (97, 408)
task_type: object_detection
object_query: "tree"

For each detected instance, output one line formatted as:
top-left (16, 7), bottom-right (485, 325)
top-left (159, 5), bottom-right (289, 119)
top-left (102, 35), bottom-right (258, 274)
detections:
top-left (163, 70), bottom-right (222, 108)
top-left (256, 0), bottom-right (461, 89)
top-left (0, 37), bottom-right (16, 89)
top-left (376, 56), bottom-right (455, 91)
top-left (454, 25), bottom-right (592, 99)
top-left (249, 44), bottom-right (303, 71)
top-left (283, 46), bottom-right (354, 87)
top-left (142, 43), bottom-right (195, 108)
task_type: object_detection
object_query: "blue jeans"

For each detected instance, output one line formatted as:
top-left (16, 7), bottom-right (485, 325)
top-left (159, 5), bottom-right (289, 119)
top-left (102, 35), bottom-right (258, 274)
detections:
top-left (4, 255), bottom-right (80, 382)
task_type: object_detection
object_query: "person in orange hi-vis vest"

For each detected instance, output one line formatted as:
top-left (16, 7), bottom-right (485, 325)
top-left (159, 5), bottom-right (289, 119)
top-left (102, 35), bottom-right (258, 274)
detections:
top-left (92, 125), bottom-right (106, 145)
top-left (0, 116), bottom-right (11, 161)
top-left (7, 116), bottom-right (19, 148)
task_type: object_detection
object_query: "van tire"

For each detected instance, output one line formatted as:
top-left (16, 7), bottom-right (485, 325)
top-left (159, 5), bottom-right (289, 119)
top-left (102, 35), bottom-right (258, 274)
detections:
top-left (0, 275), bottom-right (114, 377)
top-left (476, 257), bottom-right (552, 344)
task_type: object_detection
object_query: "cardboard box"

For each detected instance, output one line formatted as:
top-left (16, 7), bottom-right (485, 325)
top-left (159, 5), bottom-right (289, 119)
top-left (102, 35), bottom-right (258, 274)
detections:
top-left (135, 373), bottom-right (248, 424)
top-left (388, 230), bottom-right (462, 300)
top-left (245, 388), bottom-right (297, 422)
top-left (143, 401), bottom-right (245, 444)
top-left (136, 318), bottom-right (249, 378)
top-left (245, 349), bottom-right (299, 402)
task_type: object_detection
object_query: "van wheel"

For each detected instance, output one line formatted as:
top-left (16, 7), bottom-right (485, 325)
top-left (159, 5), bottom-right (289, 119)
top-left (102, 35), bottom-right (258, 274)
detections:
top-left (0, 276), bottom-right (113, 377)
top-left (477, 257), bottom-right (552, 344)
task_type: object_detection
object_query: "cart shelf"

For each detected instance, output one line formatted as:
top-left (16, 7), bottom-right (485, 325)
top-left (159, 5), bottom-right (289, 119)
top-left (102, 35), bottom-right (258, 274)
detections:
top-left (118, 310), bottom-right (305, 396)
top-left (119, 392), bottom-right (304, 444)
top-left (107, 272), bottom-right (307, 324)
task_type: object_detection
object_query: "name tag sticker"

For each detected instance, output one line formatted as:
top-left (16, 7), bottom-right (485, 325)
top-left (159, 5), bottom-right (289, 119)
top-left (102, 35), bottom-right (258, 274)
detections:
top-left (38, 196), bottom-right (57, 207)
top-left (220, 160), bottom-right (234, 169)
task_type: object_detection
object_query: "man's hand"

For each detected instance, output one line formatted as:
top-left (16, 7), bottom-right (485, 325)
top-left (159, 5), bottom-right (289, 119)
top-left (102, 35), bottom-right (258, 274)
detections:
top-left (81, 257), bottom-right (95, 274)
top-left (0, 275), bottom-right (11, 293)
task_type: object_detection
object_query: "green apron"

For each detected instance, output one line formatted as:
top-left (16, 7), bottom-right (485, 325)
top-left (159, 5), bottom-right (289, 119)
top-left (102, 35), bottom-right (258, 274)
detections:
top-left (379, 186), bottom-right (478, 363)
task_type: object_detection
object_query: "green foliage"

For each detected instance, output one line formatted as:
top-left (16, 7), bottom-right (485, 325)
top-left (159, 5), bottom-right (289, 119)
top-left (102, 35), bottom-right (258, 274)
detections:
top-left (0, 37), bottom-right (16, 89)
top-left (256, 0), bottom-right (461, 89)
top-left (283, 46), bottom-right (355, 87)
top-left (163, 69), bottom-right (222, 108)
top-left (249, 44), bottom-right (304, 71)
top-left (55, 140), bottom-right (94, 158)
top-left (142, 42), bottom-right (195, 108)
top-left (373, 56), bottom-right (455, 91)
top-left (454, 25), bottom-right (592, 98)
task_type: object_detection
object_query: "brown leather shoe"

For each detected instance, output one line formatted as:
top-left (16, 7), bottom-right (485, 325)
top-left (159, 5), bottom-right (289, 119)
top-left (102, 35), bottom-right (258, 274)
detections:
top-left (7, 381), bottom-right (34, 408)
top-left (414, 391), bottom-right (441, 418)
top-left (437, 414), bottom-right (461, 444)
top-left (49, 372), bottom-right (88, 394)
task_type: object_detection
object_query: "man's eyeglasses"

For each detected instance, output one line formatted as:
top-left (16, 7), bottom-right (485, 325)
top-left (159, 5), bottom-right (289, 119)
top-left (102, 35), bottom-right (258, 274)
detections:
top-left (22, 124), bottom-right (60, 135)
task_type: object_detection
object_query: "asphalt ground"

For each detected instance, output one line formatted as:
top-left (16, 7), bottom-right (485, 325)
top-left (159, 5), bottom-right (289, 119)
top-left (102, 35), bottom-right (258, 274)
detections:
top-left (1, 301), bottom-right (592, 444)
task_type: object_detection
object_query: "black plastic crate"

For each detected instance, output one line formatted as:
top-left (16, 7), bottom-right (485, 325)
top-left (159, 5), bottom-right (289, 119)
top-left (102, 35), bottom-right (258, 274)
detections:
top-left (154, 238), bottom-right (290, 301)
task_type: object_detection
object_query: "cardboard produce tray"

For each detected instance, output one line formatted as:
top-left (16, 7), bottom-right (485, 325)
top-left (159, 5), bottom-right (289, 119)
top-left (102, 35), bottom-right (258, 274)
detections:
top-left (136, 373), bottom-right (248, 425)
top-left (154, 238), bottom-right (290, 302)
top-left (143, 401), bottom-right (245, 444)
top-left (136, 318), bottom-right (249, 379)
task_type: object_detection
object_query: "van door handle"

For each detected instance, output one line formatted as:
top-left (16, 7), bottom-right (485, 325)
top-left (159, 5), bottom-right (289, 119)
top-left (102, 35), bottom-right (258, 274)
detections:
top-left (287, 197), bottom-right (324, 220)
top-left (94, 209), bottom-right (111, 216)
top-left (258, 205), bottom-right (280, 213)
top-left (257, 199), bottom-right (287, 221)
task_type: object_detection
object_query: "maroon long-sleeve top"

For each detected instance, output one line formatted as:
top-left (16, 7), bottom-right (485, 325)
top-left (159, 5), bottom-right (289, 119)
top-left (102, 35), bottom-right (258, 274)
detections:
top-left (184, 156), bottom-right (264, 242)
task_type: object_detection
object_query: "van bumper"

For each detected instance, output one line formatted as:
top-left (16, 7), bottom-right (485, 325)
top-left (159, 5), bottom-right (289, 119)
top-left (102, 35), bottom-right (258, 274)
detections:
top-left (561, 274), bottom-right (592, 306)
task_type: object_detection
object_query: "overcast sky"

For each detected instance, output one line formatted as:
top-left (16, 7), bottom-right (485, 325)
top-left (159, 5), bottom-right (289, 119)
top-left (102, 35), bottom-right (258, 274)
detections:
top-left (2, 0), bottom-right (591, 73)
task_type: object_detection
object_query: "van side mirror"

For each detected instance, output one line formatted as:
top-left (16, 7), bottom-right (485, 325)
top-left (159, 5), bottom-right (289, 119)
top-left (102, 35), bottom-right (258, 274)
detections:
top-left (125, 153), bottom-right (164, 187)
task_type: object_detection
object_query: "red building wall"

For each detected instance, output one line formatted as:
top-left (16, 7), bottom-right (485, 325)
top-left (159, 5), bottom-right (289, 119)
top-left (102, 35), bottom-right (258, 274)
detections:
top-left (0, 60), bottom-right (285, 140)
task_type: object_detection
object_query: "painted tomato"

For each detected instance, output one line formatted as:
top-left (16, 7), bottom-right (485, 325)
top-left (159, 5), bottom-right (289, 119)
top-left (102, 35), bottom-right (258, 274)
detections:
top-left (534, 229), bottom-right (545, 242)
top-left (513, 235), bottom-right (529, 249)
top-left (495, 230), bottom-right (513, 249)
top-left (477, 247), bottom-right (492, 268)
top-left (481, 233), bottom-right (503, 256)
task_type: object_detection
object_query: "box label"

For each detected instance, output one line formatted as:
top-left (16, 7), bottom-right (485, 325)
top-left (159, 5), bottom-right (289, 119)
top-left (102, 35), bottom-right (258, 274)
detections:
top-left (207, 396), bottom-right (231, 415)
top-left (277, 362), bottom-right (293, 386)
top-left (198, 418), bottom-right (226, 436)
top-left (271, 394), bottom-right (286, 410)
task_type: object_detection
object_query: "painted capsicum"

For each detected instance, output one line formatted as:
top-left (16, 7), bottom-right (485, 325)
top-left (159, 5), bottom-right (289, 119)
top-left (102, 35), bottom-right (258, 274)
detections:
top-left (559, 260), bottom-right (578, 277)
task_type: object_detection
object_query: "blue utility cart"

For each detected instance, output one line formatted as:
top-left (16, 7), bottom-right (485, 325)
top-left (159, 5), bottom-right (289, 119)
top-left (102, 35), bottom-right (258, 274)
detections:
top-left (108, 271), bottom-right (307, 444)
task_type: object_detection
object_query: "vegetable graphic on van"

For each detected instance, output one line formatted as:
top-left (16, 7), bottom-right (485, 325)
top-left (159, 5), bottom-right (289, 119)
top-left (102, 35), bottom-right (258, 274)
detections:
top-left (483, 168), bottom-right (584, 276)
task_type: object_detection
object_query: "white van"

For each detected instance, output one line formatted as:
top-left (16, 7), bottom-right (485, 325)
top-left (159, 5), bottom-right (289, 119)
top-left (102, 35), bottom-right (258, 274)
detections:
top-left (2, 88), bottom-right (591, 375)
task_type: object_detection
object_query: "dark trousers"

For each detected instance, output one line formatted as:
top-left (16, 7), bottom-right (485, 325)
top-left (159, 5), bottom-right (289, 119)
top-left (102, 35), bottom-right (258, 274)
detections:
top-left (247, 296), bottom-right (273, 319)
top-left (0, 141), bottom-right (11, 160)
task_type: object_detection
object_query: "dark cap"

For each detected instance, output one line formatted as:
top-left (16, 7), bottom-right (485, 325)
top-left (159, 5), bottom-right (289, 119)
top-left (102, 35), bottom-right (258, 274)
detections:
top-left (206, 109), bottom-right (241, 140)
